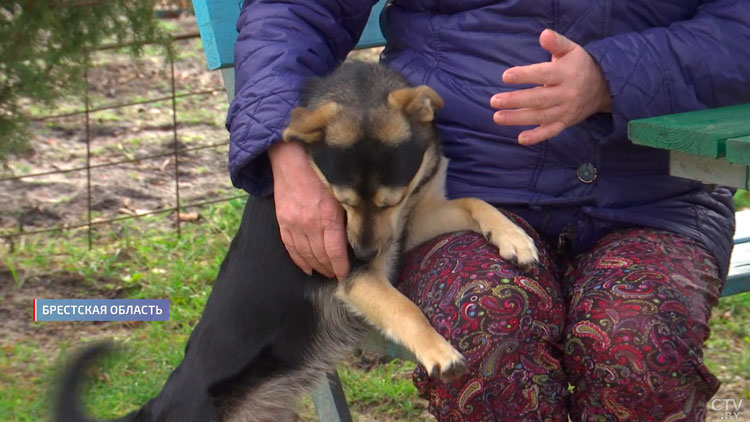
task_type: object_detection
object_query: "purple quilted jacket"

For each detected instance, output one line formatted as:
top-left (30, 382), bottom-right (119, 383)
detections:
top-left (227, 0), bottom-right (750, 278)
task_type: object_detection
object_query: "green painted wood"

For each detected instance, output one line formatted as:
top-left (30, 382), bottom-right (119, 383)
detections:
top-left (628, 103), bottom-right (750, 158)
top-left (727, 135), bottom-right (750, 166)
top-left (193, 0), bottom-right (387, 70)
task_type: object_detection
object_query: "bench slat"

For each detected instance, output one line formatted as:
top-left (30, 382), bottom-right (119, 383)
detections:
top-left (356, 0), bottom-right (388, 49)
top-left (726, 241), bottom-right (750, 296)
top-left (669, 151), bottom-right (750, 189)
top-left (192, 0), bottom-right (242, 70)
top-left (727, 135), bottom-right (750, 166)
top-left (310, 372), bottom-right (354, 422)
top-left (628, 104), bottom-right (750, 159)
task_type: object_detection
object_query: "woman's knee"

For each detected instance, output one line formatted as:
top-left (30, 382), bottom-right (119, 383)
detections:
top-left (398, 231), bottom-right (564, 345)
top-left (398, 231), bottom-right (569, 420)
top-left (564, 302), bottom-right (720, 421)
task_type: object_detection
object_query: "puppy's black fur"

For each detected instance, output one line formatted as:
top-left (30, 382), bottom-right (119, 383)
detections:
top-left (55, 196), bottom-right (366, 421)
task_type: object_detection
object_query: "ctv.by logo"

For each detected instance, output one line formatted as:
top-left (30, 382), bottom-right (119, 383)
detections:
top-left (711, 398), bottom-right (744, 420)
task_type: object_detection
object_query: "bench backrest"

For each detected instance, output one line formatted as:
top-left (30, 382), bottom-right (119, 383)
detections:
top-left (193, 0), bottom-right (388, 70)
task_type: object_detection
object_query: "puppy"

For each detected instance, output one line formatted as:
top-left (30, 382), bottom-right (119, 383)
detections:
top-left (282, 60), bottom-right (538, 379)
top-left (54, 61), bottom-right (537, 422)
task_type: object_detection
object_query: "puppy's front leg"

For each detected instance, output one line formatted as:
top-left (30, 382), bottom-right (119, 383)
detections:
top-left (406, 196), bottom-right (538, 270)
top-left (336, 267), bottom-right (467, 380)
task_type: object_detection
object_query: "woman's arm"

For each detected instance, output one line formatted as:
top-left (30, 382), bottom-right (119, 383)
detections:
top-left (227, 0), bottom-right (378, 279)
top-left (584, 0), bottom-right (750, 145)
top-left (227, 0), bottom-right (379, 196)
top-left (491, 0), bottom-right (750, 145)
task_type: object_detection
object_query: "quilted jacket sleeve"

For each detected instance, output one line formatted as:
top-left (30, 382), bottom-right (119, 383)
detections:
top-left (227, 0), bottom-right (378, 196)
top-left (584, 0), bottom-right (750, 146)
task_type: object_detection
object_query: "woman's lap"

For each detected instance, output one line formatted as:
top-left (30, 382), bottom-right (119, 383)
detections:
top-left (563, 229), bottom-right (722, 422)
top-left (396, 217), bottom-right (723, 422)
top-left (396, 221), bottom-right (568, 422)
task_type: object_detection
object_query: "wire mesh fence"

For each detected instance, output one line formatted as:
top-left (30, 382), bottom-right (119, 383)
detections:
top-left (0, 19), bottom-right (245, 249)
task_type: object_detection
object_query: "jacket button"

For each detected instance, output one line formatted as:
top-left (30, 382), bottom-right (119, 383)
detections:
top-left (576, 163), bottom-right (597, 183)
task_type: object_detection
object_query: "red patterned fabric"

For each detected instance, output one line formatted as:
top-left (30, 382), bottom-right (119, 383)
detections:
top-left (396, 215), bottom-right (722, 422)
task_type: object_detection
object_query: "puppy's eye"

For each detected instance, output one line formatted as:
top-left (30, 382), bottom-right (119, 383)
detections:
top-left (373, 198), bottom-right (402, 209)
top-left (373, 188), bottom-right (406, 209)
top-left (331, 187), bottom-right (360, 208)
top-left (340, 200), bottom-right (357, 208)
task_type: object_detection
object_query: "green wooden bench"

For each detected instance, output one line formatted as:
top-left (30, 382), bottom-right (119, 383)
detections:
top-left (628, 104), bottom-right (750, 191)
top-left (191, 1), bottom-right (750, 420)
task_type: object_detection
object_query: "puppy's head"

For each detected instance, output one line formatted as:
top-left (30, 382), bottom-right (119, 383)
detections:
top-left (282, 85), bottom-right (444, 262)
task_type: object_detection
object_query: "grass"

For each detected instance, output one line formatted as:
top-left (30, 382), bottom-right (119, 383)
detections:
top-left (1, 199), bottom-right (241, 421)
top-left (705, 294), bottom-right (750, 381)
top-left (736, 190), bottom-right (750, 210)
top-left (340, 359), bottom-right (423, 418)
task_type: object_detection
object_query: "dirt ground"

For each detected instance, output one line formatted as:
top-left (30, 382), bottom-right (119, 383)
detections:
top-left (0, 16), bottom-right (381, 239)
top-left (0, 16), bottom-right (232, 237)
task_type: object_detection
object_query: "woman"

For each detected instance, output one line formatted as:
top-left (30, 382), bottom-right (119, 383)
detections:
top-left (226, 1), bottom-right (750, 420)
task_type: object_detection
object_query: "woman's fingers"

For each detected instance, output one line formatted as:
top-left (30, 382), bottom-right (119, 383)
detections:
top-left (305, 230), bottom-right (336, 278)
top-left (490, 28), bottom-right (612, 144)
top-left (322, 218), bottom-right (350, 281)
top-left (518, 121), bottom-right (568, 145)
top-left (501, 62), bottom-right (562, 86)
top-left (493, 104), bottom-right (568, 127)
top-left (491, 85), bottom-right (562, 110)
top-left (281, 228), bottom-right (313, 276)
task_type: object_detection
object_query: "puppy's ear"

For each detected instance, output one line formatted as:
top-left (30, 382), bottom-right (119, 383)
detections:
top-left (387, 86), bottom-right (444, 123)
top-left (282, 102), bottom-right (340, 144)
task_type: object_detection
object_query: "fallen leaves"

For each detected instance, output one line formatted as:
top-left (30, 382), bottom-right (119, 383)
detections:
top-left (177, 211), bottom-right (199, 222)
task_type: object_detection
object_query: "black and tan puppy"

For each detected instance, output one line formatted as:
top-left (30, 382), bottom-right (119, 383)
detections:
top-left (282, 60), bottom-right (538, 380)
top-left (54, 61), bottom-right (537, 422)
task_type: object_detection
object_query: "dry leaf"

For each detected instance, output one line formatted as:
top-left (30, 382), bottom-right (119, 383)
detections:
top-left (158, 158), bottom-right (171, 172)
top-left (178, 212), bottom-right (200, 222)
top-left (118, 207), bottom-right (151, 216)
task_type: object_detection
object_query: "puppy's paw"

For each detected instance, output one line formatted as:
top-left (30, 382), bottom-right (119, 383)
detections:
top-left (485, 224), bottom-right (539, 272)
top-left (417, 337), bottom-right (468, 382)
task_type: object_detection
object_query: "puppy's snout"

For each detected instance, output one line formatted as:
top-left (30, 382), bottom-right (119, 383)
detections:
top-left (354, 246), bottom-right (378, 262)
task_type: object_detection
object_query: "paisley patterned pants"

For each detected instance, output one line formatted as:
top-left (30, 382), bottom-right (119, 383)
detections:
top-left (396, 215), bottom-right (723, 422)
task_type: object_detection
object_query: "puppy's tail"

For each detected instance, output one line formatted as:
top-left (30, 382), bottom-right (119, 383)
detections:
top-left (54, 342), bottom-right (118, 422)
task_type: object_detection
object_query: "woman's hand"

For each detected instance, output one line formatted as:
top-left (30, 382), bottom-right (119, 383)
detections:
top-left (490, 29), bottom-right (612, 145)
top-left (268, 141), bottom-right (349, 280)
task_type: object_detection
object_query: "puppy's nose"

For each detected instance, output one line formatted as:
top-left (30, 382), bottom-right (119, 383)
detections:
top-left (354, 247), bottom-right (378, 262)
